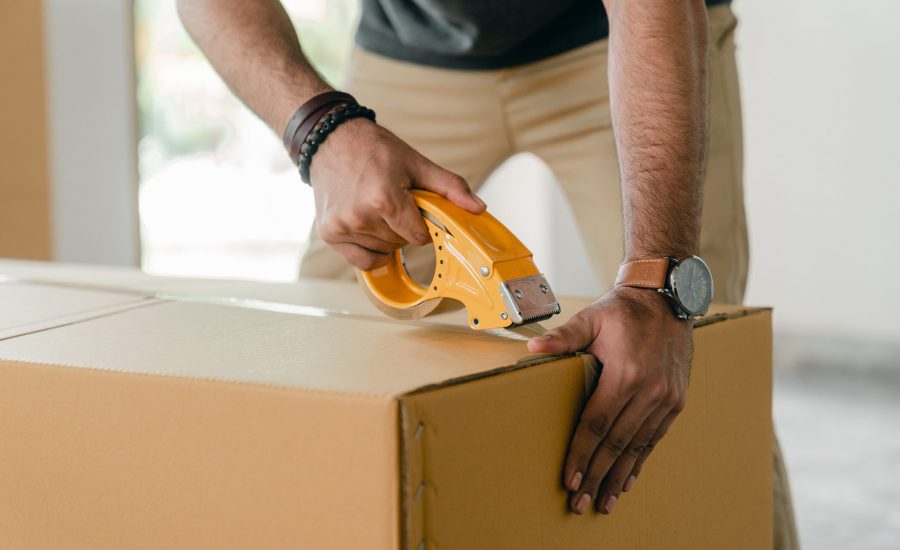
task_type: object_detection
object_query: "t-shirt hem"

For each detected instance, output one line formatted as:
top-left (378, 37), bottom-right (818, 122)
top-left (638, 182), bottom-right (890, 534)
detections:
top-left (354, 28), bottom-right (606, 71)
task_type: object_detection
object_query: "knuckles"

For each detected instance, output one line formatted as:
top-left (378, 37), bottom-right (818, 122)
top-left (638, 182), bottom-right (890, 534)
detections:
top-left (354, 254), bottom-right (387, 271)
top-left (447, 173), bottom-right (469, 191)
top-left (621, 369), bottom-right (647, 391)
top-left (603, 436), bottom-right (627, 456)
top-left (585, 415), bottom-right (611, 439)
top-left (316, 220), bottom-right (342, 244)
top-left (366, 192), bottom-right (397, 217)
top-left (646, 383), bottom-right (670, 405)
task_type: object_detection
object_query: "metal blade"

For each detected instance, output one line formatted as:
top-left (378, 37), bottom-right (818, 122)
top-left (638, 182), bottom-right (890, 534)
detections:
top-left (507, 322), bottom-right (548, 338)
top-left (483, 322), bottom-right (548, 342)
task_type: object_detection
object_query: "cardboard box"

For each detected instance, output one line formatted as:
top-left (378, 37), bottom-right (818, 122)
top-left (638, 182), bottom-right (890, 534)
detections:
top-left (0, 261), bottom-right (773, 549)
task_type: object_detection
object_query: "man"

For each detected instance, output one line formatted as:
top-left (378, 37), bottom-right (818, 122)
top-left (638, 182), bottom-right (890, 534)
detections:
top-left (179, 0), bottom-right (796, 546)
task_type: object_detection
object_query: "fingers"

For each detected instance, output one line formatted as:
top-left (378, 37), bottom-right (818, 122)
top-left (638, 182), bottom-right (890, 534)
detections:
top-left (568, 397), bottom-right (655, 515)
top-left (383, 190), bottom-right (431, 246)
top-left (412, 159), bottom-right (486, 214)
top-left (354, 187), bottom-right (426, 247)
top-left (595, 403), bottom-right (671, 512)
top-left (527, 310), bottom-right (598, 355)
top-left (339, 232), bottom-right (404, 255)
top-left (562, 370), bottom-right (632, 514)
top-left (550, 288), bottom-right (693, 517)
top-left (331, 242), bottom-right (391, 271)
top-left (318, 191), bottom-right (419, 258)
top-left (627, 407), bottom-right (681, 487)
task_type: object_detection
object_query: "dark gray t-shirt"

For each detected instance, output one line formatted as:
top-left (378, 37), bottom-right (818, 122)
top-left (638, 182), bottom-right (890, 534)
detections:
top-left (356, 0), bottom-right (729, 70)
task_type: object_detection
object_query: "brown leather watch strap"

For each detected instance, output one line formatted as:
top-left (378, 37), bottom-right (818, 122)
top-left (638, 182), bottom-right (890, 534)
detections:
top-left (614, 258), bottom-right (671, 289)
top-left (282, 91), bottom-right (357, 163)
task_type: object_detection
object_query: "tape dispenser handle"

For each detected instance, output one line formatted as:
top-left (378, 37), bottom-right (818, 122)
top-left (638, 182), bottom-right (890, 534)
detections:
top-left (355, 191), bottom-right (454, 317)
top-left (357, 189), bottom-right (536, 327)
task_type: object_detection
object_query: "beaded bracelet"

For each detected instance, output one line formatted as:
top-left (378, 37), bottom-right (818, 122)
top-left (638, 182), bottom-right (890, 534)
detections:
top-left (282, 91), bottom-right (357, 165)
top-left (297, 103), bottom-right (377, 185)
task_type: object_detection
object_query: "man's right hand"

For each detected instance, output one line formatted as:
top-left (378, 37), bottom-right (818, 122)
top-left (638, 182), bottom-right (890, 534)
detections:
top-left (178, 2), bottom-right (483, 270)
top-left (309, 117), bottom-right (486, 270)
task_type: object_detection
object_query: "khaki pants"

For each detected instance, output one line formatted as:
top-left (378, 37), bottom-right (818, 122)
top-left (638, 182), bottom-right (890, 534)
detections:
top-left (300, 5), bottom-right (798, 548)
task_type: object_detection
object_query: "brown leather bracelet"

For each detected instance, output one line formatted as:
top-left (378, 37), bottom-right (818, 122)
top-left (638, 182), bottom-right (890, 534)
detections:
top-left (291, 102), bottom-right (344, 163)
top-left (282, 91), bottom-right (357, 164)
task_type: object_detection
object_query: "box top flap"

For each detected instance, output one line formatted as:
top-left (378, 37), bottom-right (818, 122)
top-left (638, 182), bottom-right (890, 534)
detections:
top-left (0, 260), bottom-right (760, 330)
top-left (0, 299), bottom-right (534, 397)
top-left (0, 259), bottom-right (236, 294)
top-left (0, 261), bottom-right (766, 397)
top-left (0, 280), bottom-right (155, 341)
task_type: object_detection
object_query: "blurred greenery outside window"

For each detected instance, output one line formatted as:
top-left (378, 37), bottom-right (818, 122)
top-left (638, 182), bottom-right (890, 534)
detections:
top-left (134, 0), bottom-right (358, 281)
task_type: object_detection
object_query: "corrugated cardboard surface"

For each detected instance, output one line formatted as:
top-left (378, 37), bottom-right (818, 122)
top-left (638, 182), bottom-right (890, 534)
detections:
top-left (0, 299), bottom-right (546, 395)
top-left (400, 312), bottom-right (772, 549)
top-left (0, 360), bottom-right (400, 549)
top-left (0, 262), bottom-right (772, 549)
top-left (0, 281), bottom-right (155, 341)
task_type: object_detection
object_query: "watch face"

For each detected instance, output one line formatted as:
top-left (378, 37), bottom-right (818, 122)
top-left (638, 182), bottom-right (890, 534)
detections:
top-left (670, 256), bottom-right (714, 315)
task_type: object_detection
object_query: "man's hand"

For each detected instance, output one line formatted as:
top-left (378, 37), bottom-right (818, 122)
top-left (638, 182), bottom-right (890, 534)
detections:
top-left (179, 0), bottom-right (486, 267)
top-left (536, 0), bottom-right (709, 515)
top-left (310, 118), bottom-right (486, 270)
top-left (527, 286), bottom-right (692, 515)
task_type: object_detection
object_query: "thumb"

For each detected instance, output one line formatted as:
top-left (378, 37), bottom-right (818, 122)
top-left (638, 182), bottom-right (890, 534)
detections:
top-left (412, 159), bottom-right (486, 214)
top-left (527, 312), bottom-right (598, 355)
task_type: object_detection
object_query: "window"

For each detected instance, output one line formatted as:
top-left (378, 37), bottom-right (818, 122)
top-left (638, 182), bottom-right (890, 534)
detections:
top-left (134, 0), bottom-right (357, 281)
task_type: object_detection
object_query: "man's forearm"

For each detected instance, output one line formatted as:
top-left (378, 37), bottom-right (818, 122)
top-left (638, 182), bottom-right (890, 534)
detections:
top-left (604, 0), bottom-right (709, 260)
top-left (535, 1), bottom-right (709, 516)
top-left (177, 0), bottom-right (331, 135)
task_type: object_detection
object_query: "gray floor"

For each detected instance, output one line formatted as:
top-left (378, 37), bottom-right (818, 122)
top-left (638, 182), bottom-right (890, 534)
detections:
top-left (774, 367), bottom-right (900, 549)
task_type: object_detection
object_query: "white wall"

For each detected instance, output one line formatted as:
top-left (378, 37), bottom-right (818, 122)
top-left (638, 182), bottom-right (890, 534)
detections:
top-left (508, 1), bottom-right (900, 345)
top-left (43, 0), bottom-right (139, 266)
top-left (734, 0), bottom-right (900, 342)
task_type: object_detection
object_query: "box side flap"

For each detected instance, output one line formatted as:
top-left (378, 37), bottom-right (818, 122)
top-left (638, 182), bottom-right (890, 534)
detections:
top-left (0, 359), bottom-right (400, 549)
top-left (0, 281), bottom-right (157, 341)
top-left (399, 310), bottom-right (773, 549)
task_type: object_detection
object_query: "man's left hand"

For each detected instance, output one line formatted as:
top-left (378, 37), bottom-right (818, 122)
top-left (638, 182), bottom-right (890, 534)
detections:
top-left (527, 286), bottom-right (693, 515)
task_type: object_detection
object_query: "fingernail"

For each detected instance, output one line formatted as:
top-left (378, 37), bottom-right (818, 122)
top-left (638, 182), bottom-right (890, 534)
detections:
top-left (603, 494), bottom-right (618, 514)
top-left (474, 195), bottom-right (487, 208)
top-left (574, 493), bottom-right (591, 515)
top-left (569, 471), bottom-right (583, 491)
top-left (535, 334), bottom-right (552, 341)
top-left (623, 475), bottom-right (636, 492)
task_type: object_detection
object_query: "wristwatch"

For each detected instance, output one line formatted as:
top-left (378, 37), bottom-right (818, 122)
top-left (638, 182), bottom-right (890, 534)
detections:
top-left (614, 256), bottom-right (714, 320)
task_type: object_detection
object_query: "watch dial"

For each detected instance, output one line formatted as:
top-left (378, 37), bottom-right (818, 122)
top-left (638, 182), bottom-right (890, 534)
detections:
top-left (672, 257), bottom-right (713, 315)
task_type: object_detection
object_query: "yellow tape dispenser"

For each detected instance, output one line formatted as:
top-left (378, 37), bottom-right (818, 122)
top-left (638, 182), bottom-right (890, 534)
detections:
top-left (356, 190), bottom-right (561, 333)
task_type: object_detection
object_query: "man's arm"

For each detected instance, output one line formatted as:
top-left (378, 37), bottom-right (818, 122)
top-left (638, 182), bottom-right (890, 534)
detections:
top-left (528, 0), bottom-right (709, 515)
top-left (178, 0), bottom-right (485, 270)
top-left (177, 0), bottom-right (328, 133)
